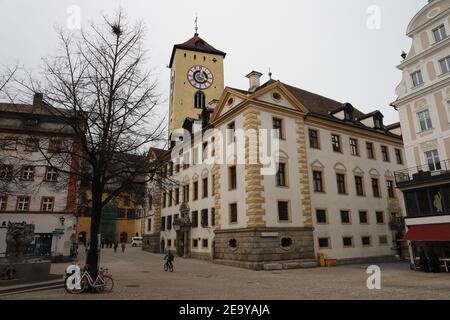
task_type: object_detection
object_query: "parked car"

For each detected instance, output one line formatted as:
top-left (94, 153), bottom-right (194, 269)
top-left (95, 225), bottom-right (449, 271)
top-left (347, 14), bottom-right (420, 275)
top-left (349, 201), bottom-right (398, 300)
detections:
top-left (131, 236), bottom-right (143, 247)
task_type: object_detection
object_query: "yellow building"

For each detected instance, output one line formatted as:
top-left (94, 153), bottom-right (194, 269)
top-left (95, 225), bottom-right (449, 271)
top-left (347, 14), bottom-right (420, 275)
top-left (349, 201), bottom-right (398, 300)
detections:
top-left (76, 190), bottom-right (144, 244)
top-left (168, 32), bottom-right (226, 135)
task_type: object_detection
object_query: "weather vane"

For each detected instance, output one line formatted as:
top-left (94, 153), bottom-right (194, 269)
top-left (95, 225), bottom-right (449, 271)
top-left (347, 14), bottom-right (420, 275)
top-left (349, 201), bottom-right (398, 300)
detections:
top-left (194, 14), bottom-right (199, 36)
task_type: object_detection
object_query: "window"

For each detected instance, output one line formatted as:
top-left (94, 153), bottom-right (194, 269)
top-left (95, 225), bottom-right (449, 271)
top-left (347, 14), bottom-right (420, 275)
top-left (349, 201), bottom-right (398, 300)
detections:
top-left (331, 134), bottom-right (341, 153)
top-left (211, 208), bottom-right (215, 226)
top-left (193, 181), bottom-right (199, 201)
top-left (276, 163), bottom-right (287, 187)
top-left (355, 176), bottom-right (364, 196)
top-left (48, 139), bottom-right (63, 153)
top-left (191, 211), bottom-right (199, 228)
top-left (21, 166), bottom-right (35, 181)
top-left (162, 192), bottom-right (166, 208)
top-left (361, 236), bottom-right (371, 246)
top-left (227, 122), bottom-right (235, 143)
top-left (411, 70), bottom-right (424, 87)
top-left (418, 110), bottom-right (433, 131)
top-left (201, 209), bottom-right (208, 227)
top-left (359, 211), bottom-right (368, 224)
top-left (395, 149), bottom-right (403, 165)
top-left (379, 236), bottom-right (388, 246)
top-left (366, 142), bottom-right (375, 159)
top-left (25, 138), bottom-right (39, 152)
top-left (167, 239), bottom-right (172, 247)
top-left (168, 190), bottom-right (173, 207)
top-left (0, 165), bottom-right (13, 180)
top-left (336, 174), bottom-right (347, 194)
top-left (175, 188), bottom-right (180, 205)
top-left (160, 217), bottom-right (166, 231)
top-left (439, 56), bottom-right (450, 74)
top-left (202, 178), bottom-right (208, 198)
top-left (349, 138), bottom-right (359, 156)
top-left (374, 117), bottom-right (383, 129)
top-left (148, 195), bottom-right (153, 211)
top-left (340, 210), bottom-right (351, 224)
top-left (425, 150), bottom-right (441, 171)
top-left (313, 171), bottom-right (324, 193)
top-left (273, 118), bottom-right (284, 140)
top-left (194, 91), bottom-right (205, 109)
top-left (192, 239), bottom-right (199, 248)
top-left (309, 129), bottom-right (320, 149)
top-left (167, 216), bottom-right (172, 230)
top-left (229, 203), bottom-right (238, 223)
top-left (318, 238), bottom-right (330, 249)
top-left (278, 201), bottom-right (289, 221)
top-left (433, 25), bottom-right (447, 43)
top-left (316, 209), bottom-right (327, 224)
top-left (229, 166), bottom-right (237, 190)
top-left (0, 196), bottom-right (7, 211)
top-left (202, 142), bottom-right (208, 161)
top-left (17, 196), bottom-right (30, 211)
top-left (1, 137), bottom-right (17, 150)
top-left (343, 237), bottom-right (353, 248)
top-left (118, 208), bottom-right (126, 219)
top-left (381, 146), bottom-right (390, 162)
top-left (183, 185), bottom-right (190, 202)
top-left (202, 239), bottom-right (209, 248)
top-left (371, 178), bottom-right (381, 197)
top-left (386, 180), bottom-right (395, 198)
top-left (147, 219), bottom-right (152, 232)
top-left (45, 167), bottom-right (58, 182)
top-left (376, 211), bottom-right (384, 224)
top-left (41, 197), bottom-right (54, 212)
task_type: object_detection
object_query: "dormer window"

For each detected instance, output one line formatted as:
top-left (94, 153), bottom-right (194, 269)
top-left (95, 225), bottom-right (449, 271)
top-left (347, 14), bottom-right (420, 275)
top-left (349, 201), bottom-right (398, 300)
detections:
top-left (344, 109), bottom-right (352, 120)
top-left (374, 117), bottom-right (383, 129)
top-left (433, 25), bottom-right (447, 43)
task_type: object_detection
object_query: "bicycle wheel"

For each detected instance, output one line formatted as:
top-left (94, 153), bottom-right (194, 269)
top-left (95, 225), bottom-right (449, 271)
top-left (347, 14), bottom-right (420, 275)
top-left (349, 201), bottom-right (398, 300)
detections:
top-left (66, 276), bottom-right (88, 294)
top-left (100, 275), bottom-right (114, 292)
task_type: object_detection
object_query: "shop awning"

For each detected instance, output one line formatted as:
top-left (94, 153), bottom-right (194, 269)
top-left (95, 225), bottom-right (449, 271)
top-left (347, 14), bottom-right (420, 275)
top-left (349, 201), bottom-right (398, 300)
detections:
top-left (404, 224), bottom-right (450, 241)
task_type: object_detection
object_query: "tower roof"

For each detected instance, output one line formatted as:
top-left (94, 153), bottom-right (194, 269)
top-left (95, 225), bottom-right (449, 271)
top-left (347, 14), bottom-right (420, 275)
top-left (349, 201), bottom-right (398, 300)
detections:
top-left (169, 34), bottom-right (226, 67)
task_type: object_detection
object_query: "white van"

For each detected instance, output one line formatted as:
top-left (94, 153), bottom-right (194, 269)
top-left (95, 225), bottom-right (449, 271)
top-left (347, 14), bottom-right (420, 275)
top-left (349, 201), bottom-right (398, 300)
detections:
top-left (131, 236), bottom-right (143, 247)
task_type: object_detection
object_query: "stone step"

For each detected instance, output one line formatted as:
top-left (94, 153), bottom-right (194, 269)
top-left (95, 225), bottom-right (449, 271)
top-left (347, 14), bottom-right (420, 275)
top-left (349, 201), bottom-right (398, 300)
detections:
top-left (0, 278), bottom-right (64, 296)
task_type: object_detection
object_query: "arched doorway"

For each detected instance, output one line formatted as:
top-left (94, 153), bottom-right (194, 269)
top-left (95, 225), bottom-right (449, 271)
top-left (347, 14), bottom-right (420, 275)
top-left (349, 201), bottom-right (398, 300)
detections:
top-left (120, 232), bottom-right (128, 243)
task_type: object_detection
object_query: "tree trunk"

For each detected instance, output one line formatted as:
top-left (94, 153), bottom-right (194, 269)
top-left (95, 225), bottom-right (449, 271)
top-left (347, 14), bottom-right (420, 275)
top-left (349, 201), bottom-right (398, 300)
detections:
top-left (85, 181), bottom-right (103, 290)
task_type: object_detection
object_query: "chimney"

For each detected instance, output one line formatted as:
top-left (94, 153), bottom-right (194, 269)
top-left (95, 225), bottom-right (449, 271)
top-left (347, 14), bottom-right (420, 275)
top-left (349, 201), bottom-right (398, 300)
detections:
top-left (246, 71), bottom-right (263, 92)
top-left (33, 93), bottom-right (44, 107)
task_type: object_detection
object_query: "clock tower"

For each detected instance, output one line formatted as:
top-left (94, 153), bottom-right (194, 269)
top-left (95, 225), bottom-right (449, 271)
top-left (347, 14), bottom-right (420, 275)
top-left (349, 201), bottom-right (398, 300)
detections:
top-left (168, 32), bottom-right (226, 135)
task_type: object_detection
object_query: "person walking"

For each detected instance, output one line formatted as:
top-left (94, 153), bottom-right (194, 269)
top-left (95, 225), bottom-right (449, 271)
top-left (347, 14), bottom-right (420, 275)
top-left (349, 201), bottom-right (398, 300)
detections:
top-left (113, 240), bottom-right (118, 253)
top-left (121, 242), bottom-right (126, 253)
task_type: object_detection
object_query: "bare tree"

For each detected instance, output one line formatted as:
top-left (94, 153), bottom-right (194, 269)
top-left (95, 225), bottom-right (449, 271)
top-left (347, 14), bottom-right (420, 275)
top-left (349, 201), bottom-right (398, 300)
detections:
top-left (14, 10), bottom-right (168, 279)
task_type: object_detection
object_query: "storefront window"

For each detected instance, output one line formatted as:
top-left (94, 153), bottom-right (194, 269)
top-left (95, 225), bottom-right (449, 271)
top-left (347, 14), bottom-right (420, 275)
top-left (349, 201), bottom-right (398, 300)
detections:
top-left (417, 189), bottom-right (431, 216)
top-left (430, 187), bottom-right (444, 214)
top-left (405, 191), bottom-right (419, 217)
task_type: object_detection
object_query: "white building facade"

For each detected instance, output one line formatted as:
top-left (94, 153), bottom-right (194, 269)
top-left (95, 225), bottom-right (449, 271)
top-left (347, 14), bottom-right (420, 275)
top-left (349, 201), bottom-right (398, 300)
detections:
top-left (0, 94), bottom-right (78, 260)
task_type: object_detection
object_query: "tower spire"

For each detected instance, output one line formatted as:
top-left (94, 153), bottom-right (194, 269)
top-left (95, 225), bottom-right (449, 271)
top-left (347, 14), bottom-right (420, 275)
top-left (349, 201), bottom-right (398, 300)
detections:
top-left (194, 14), bottom-right (199, 36)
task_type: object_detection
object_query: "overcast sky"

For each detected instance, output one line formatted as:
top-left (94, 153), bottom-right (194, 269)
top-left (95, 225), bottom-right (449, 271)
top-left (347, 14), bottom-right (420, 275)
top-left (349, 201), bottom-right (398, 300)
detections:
top-left (0, 0), bottom-right (428, 125)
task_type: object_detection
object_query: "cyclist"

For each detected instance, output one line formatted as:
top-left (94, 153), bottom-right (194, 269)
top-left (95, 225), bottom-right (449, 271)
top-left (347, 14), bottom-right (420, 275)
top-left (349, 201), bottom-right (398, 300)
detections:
top-left (164, 251), bottom-right (174, 269)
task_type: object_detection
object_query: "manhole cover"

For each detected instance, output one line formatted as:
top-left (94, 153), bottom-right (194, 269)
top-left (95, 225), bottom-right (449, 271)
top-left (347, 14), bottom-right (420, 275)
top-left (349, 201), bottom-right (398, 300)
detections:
top-left (126, 285), bottom-right (140, 288)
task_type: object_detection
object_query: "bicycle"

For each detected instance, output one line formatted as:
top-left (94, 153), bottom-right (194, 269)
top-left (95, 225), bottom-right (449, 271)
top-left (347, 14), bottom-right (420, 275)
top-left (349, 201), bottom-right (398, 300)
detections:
top-left (65, 265), bottom-right (114, 294)
top-left (164, 260), bottom-right (174, 272)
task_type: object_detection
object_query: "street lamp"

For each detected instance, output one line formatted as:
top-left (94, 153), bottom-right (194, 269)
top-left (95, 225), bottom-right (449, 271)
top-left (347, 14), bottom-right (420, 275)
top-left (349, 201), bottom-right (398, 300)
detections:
top-left (59, 216), bottom-right (65, 226)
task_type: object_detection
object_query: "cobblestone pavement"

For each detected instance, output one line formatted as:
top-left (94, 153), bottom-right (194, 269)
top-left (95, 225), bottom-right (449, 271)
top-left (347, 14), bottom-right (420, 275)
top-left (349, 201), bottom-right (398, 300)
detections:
top-left (2, 246), bottom-right (450, 300)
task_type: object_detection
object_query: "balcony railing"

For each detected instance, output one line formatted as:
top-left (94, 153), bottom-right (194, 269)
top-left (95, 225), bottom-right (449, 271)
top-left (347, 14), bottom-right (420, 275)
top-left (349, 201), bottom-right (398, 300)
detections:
top-left (394, 159), bottom-right (450, 186)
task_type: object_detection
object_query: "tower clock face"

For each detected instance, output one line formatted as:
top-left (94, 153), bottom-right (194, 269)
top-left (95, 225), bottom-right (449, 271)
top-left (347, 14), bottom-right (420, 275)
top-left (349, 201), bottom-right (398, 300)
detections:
top-left (187, 65), bottom-right (214, 89)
